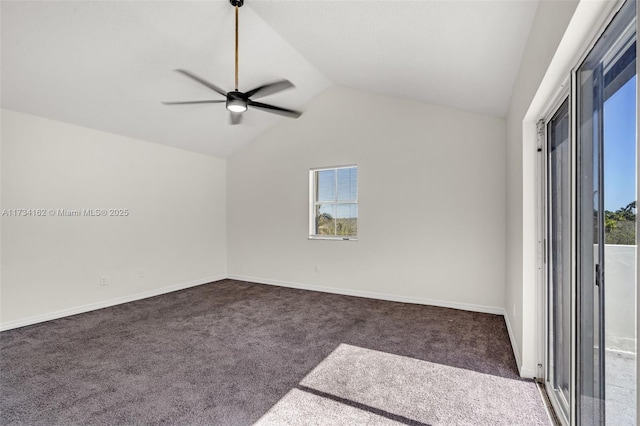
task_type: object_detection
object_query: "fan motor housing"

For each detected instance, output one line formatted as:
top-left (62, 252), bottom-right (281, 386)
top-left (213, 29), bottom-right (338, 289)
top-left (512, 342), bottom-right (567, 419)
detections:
top-left (226, 91), bottom-right (247, 112)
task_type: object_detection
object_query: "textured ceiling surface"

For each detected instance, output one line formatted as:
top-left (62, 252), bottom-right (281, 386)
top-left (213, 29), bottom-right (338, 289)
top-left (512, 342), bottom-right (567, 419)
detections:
top-left (1, 1), bottom-right (538, 157)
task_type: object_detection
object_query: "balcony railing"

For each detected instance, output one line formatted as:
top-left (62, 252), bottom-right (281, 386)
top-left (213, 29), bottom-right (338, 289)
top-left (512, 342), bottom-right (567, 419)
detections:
top-left (605, 244), bottom-right (637, 354)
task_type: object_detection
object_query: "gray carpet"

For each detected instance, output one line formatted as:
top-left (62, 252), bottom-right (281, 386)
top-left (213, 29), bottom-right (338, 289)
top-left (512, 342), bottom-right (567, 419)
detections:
top-left (0, 279), bottom-right (550, 425)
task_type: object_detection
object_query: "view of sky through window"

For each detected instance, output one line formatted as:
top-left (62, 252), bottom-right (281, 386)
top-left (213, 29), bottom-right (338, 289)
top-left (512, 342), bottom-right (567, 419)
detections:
top-left (317, 169), bottom-right (335, 202)
top-left (604, 75), bottom-right (636, 212)
top-left (317, 168), bottom-right (358, 203)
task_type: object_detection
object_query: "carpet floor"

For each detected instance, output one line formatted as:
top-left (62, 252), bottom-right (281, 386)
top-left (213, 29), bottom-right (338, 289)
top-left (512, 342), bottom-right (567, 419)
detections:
top-left (0, 280), bottom-right (550, 425)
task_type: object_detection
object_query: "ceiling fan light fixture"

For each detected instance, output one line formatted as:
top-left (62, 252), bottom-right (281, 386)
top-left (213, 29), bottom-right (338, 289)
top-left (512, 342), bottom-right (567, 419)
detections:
top-left (163, 0), bottom-right (302, 124)
top-left (226, 92), bottom-right (247, 113)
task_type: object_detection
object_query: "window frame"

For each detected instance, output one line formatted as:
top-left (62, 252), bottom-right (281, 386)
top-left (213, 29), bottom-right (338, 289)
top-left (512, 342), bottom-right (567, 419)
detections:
top-left (308, 164), bottom-right (358, 241)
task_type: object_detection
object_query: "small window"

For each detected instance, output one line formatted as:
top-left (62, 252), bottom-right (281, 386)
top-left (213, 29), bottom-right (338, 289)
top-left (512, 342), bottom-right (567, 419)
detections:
top-left (309, 165), bottom-right (358, 240)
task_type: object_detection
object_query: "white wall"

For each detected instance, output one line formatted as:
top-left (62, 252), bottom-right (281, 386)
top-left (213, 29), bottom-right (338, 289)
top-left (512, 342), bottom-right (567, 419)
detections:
top-left (505, 0), bottom-right (579, 377)
top-left (227, 86), bottom-right (507, 312)
top-left (0, 109), bottom-right (227, 329)
top-left (506, 0), bottom-right (628, 377)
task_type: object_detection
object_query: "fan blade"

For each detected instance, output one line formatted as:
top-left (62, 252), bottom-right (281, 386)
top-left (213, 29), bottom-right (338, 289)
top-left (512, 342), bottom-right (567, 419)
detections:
top-left (175, 69), bottom-right (227, 97)
top-left (162, 100), bottom-right (225, 105)
top-left (245, 80), bottom-right (294, 99)
top-left (248, 100), bottom-right (302, 118)
top-left (229, 112), bottom-right (243, 125)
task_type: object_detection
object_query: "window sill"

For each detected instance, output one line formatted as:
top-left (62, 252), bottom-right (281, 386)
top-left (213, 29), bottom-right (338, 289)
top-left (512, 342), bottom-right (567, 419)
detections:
top-left (308, 236), bottom-right (358, 241)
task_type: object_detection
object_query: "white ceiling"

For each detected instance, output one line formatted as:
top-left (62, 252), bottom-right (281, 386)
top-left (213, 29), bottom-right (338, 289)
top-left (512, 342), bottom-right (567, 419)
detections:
top-left (1, 1), bottom-right (539, 158)
top-left (251, 0), bottom-right (539, 118)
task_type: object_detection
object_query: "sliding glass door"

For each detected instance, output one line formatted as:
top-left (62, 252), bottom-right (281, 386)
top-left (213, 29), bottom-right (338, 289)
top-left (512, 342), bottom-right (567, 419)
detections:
top-left (576, 47), bottom-right (605, 426)
top-left (547, 98), bottom-right (572, 425)
top-left (577, 1), bottom-right (636, 424)
top-left (544, 1), bottom-right (637, 425)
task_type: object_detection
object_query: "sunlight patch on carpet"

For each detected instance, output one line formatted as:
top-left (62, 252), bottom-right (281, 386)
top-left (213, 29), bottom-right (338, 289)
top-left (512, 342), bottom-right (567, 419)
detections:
top-left (256, 344), bottom-right (549, 425)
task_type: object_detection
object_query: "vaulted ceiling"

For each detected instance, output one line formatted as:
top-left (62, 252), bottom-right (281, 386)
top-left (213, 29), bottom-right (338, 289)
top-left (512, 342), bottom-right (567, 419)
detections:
top-left (1, 1), bottom-right (538, 157)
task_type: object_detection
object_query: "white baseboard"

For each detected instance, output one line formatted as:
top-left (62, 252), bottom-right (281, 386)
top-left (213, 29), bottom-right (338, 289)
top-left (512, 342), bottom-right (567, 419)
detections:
top-left (227, 274), bottom-right (505, 315)
top-left (504, 312), bottom-right (523, 372)
top-left (0, 275), bottom-right (226, 332)
top-left (520, 366), bottom-right (537, 378)
top-left (504, 312), bottom-right (537, 379)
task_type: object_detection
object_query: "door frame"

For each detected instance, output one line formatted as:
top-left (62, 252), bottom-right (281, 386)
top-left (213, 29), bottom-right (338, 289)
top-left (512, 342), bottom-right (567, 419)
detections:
top-left (538, 82), bottom-right (573, 426)
top-left (535, 2), bottom-right (634, 425)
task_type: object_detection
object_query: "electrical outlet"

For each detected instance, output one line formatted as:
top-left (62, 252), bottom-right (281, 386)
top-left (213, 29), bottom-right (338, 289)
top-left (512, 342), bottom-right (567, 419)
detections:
top-left (137, 269), bottom-right (145, 279)
top-left (314, 265), bottom-right (320, 273)
top-left (100, 275), bottom-right (109, 286)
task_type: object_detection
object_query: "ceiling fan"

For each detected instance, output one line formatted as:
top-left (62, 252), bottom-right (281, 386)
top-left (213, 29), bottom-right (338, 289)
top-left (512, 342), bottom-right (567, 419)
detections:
top-left (163, 0), bottom-right (302, 125)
